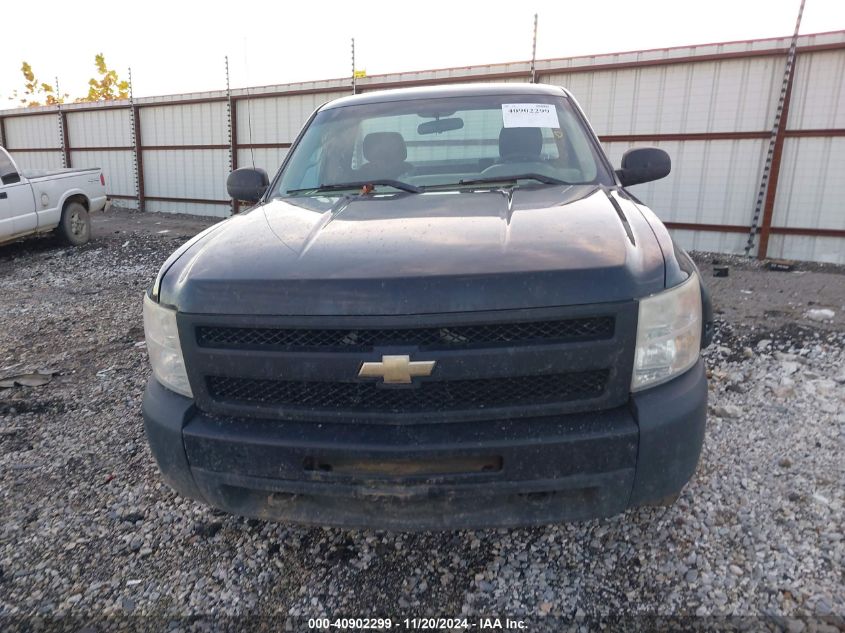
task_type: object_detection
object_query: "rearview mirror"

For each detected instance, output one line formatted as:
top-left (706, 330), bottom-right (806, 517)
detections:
top-left (227, 167), bottom-right (269, 203)
top-left (616, 147), bottom-right (671, 187)
top-left (417, 118), bottom-right (464, 135)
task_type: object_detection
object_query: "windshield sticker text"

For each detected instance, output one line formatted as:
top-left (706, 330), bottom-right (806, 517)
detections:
top-left (501, 103), bottom-right (560, 128)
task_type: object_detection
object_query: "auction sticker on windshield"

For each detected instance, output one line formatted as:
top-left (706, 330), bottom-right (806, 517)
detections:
top-left (501, 103), bottom-right (559, 128)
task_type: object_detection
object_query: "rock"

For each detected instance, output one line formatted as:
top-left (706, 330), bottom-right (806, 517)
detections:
top-left (812, 379), bottom-right (838, 395)
top-left (786, 619), bottom-right (806, 633)
top-left (813, 596), bottom-right (833, 617)
top-left (756, 339), bottom-right (772, 351)
top-left (712, 405), bottom-right (742, 419)
top-left (805, 308), bottom-right (835, 322)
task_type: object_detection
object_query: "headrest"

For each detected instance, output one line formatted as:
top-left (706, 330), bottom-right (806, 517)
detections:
top-left (363, 132), bottom-right (408, 163)
top-left (499, 127), bottom-right (543, 159)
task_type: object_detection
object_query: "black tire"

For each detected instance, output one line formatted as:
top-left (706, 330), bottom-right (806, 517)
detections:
top-left (58, 201), bottom-right (91, 246)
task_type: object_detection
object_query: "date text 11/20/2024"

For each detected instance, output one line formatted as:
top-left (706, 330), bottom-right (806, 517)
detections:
top-left (307, 617), bottom-right (528, 630)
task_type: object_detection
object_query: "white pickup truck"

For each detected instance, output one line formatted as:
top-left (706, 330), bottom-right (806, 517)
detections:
top-left (0, 146), bottom-right (108, 247)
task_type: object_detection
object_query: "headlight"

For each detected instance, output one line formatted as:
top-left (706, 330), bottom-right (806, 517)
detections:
top-left (143, 294), bottom-right (193, 397)
top-left (631, 272), bottom-right (702, 391)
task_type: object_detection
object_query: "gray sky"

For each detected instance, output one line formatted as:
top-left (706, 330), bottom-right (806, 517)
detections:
top-left (2, 0), bottom-right (844, 103)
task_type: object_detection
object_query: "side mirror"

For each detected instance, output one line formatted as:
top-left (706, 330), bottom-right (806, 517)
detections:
top-left (227, 167), bottom-right (269, 203)
top-left (615, 147), bottom-right (671, 187)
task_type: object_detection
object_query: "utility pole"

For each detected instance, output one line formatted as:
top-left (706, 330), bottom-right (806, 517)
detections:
top-left (530, 13), bottom-right (539, 83)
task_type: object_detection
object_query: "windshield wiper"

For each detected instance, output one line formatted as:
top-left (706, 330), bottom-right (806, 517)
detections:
top-left (285, 179), bottom-right (421, 195)
top-left (457, 174), bottom-right (570, 187)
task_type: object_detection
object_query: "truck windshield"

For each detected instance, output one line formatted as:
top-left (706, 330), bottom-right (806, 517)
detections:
top-left (273, 94), bottom-right (613, 196)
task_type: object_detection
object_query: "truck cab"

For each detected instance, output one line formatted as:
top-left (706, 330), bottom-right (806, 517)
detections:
top-left (142, 84), bottom-right (712, 529)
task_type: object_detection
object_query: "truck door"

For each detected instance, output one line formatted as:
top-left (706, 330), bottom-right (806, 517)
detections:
top-left (0, 148), bottom-right (37, 239)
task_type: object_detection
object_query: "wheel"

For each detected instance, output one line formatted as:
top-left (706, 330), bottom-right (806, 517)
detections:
top-left (58, 201), bottom-right (91, 246)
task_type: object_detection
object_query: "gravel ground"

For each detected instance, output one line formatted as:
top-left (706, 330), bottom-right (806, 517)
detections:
top-left (1, 209), bottom-right (843, 631)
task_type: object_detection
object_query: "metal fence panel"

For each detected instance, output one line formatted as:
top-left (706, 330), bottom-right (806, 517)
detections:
top-left (140, 103), bottom-right (228, 146)
top-left (766, 235), bottom-right (844, 264)
top-left (71, 150), bottom-right (135, 197)
top-left (662, 228), bottom-right (748, 255)
top-left (67, 109), bottom-right (132, 148)
top-left (144, 199), bottom-right (229, 218)
top-left (788, 49), bottom-right (845, 129)
top-left (4, 114), bottom-right (60, 150)
top-left (547, 56), bottom-right (783, 134)
top-left (142, 149), bottom-right (229, 200)
top-left (603, 139), bottom-right (766, 225)
top-left (235, 92), bottom-right (349, 144)
top-left (9, 150), bottom-right (64, 171)
top-left (236, 147), bottom-right (289, 179)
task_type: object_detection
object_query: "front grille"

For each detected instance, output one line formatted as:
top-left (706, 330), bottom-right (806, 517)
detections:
top-left (196, 317), bottom-right (614, 352)
top-left (206, 370), bottom-right (609, 413)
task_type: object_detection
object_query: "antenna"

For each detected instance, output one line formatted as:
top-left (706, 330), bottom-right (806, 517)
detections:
top-left (242, 37), bottom-right (255, 169)
top-left (351, 38), bottom-right (357, 95)
top-left (530, 13), bottom-right (539, 83)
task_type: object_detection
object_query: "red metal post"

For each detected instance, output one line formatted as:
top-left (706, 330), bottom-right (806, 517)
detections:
top-left (60, 111), bottom-right (71, 168)
top-left (757, 65), bottom-right (796, 260)
top-left (133, 105), bottom-right (146, 211)
top-left (231, 98), bottom-right (239, 214)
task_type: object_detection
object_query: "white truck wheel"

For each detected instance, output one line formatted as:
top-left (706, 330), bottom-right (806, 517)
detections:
top-left (58, 201), bottom-right (91, 246)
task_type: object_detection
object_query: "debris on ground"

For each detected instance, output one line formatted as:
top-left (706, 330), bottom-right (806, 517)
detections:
top-left (0, 371), bottom-right (56, 389)
top-left (765, 259), bottom-right (795, 272)
top-left (805, 308), bottom-right (836, 323)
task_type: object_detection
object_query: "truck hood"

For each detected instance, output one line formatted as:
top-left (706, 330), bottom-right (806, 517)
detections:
top-left (159, 185), bottom-right (666, 315)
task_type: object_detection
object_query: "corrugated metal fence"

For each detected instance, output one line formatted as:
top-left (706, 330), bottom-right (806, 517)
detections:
top-left (1, 30), bottom-right (843, 263)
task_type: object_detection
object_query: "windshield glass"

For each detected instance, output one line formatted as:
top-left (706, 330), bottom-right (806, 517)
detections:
top-left (273, 93), bottom-right (612, 196)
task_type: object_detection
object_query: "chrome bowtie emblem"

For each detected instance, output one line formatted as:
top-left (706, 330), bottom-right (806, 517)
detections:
top-left (358, 355), bottom-right (436, 384)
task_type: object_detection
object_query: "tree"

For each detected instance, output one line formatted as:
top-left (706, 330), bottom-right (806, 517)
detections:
top-left (6, 62), bottom-right (66, 106)
top-left (81, 54), bottom-right (129, 101)
top-left (3, 54), bottom-right (126, 108)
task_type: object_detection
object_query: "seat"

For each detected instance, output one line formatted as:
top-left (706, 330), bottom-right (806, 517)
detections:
top-left (498, 127), bottom-right (543, 162)
top-left (356, 132), bottom-right (413, 180)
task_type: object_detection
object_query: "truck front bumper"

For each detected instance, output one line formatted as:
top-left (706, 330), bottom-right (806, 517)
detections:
top-left (142, 359), bottom-right (706, 530)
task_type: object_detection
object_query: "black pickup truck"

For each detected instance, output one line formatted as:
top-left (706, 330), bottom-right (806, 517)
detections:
top-left (142, 83), bottom-right (712, 529)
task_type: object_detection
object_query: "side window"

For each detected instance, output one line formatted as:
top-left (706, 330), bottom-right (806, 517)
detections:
top-left (0, 151), bottom-right (20, 185)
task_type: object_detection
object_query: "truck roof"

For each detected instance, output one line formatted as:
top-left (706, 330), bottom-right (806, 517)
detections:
top-left (322, 82), bottom-right (568, 110)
